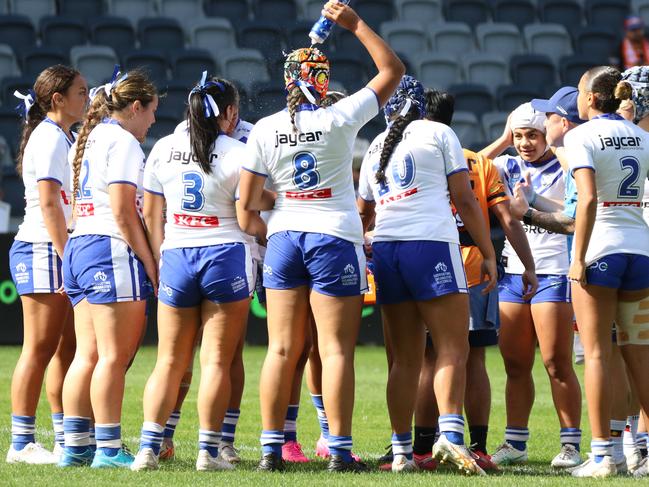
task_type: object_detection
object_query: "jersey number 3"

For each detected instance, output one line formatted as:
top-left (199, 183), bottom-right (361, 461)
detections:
top-left (618, 156), bottom-right (640, 199)
top-left (182, 171), bottom-right (205, 211)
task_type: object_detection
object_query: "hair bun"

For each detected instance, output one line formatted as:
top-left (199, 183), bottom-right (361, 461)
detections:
top-left (614, 80), bottom-right (633, 101)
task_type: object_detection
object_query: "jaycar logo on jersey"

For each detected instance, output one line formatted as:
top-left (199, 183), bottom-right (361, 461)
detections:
top-left (598, 135), bottom-right (642, 151)
top-left (173, 214), bottom-right (219, 227)
top-left (165, 150), bottom-right (218, 165)
top-left (274, 130), bottom-right (323, 147)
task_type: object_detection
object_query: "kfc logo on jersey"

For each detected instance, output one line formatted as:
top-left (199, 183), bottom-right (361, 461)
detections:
top-left (285, 188), bottom-right (332, 199)
top-left (173, 214), bottom-right (220, 227)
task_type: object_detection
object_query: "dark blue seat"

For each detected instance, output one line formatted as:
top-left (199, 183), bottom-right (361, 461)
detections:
top-left (354, 0), bottom-right (395, 31)
top-left (89, 16), bottom-right (136, 57)
top-left (138, 17), bottom-right (185, 54)
top-left (0, 106), bottom-right (22, 157)
top-left (496, 84), bottom-right (544, 111)
top-left (573, 26), bottom-right (618, 55)
top-left (327, 52), bottom-right (368, 93)
top-left (1, 172), bottom-right (26, 217)
top-left (204, 0), bottom-right (251, 23)
top-left (444, 0), bottom-right (490, 28)
top-left (559, 54), bottom-right (609, 86)
top-left (510, 54), bottom-right (556, 90)
top-left (21, 47), bottom-right (68, 77)
top-left (237, 21), bottom-right (286, 61)
top-left (171, 49), bottom-right (217, 84)
top-left (122, 49), bottom-right (168, 88)
top-left (358, 114), bottom-right (386, 143)
top-left (285, 21), bottom-right (313, 51)
top-left (492, 0), bottom-right (536, 26)
top-left (0, 15), bottom-right (35, 53)
top-left (250, 81), bottom-right (287, 117)
top-left (538, 0), bottom-right (583, 31)
top-left (147, 108), bottom-right (181, 140)
top-left (448, 83), bottom-right (495, 117)
top-left (1, 76), bottom-right (34, 107)
top-left (585, 0), bottom-right (630, 29)
top-left (253, 0), bottom-right (297, 22)
top-left (160, 80), bottom-right (191, 118)
top-left (40, 16), bottom-right (87, 52)
top-left (58, 0), bottom-right (104, 20)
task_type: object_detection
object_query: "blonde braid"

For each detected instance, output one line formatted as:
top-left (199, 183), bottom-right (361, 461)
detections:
top-left (287, 87), bottom-right (303, 133)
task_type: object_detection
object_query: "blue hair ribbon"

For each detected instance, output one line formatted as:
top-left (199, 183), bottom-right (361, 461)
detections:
top-left (189, 70), bottom-right (225, 118)
top-left (89, 64), bottom-right (128, 101)
top-left (14, 89), bottom-right (36, 120)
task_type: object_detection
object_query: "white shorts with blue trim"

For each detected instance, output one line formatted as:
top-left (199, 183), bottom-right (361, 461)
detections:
top-left (63, 235), bottom-right (153, 306)
top-left (9, 240), bottom-right (62, 294)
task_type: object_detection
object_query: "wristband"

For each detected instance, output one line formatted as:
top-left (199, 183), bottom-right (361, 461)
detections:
top-left (523, 208), bottom-right (533, 226)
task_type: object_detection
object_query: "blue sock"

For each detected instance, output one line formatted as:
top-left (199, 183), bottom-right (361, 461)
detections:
top-left (505, 426), bottom-right (529, 452)
top-left (89, 425), bottom-right (96, 451)
top-left (310, 394), bottom-right (329, 439)
top-left (63, 416), bottom-right (91, 454)
top-left (439, 414), bottom-right (465, 446)
top-left (199, 430), bottom-right (220, 458)
top-left (392, 431), bottom-right (413, 461)
top-left (95, 423), bottom-right (121, 457)
top-left (260, 430), bottom-right (283, 457)
top-left (11, 415), bottom-right (35, 451)
top-left (52, 413), bottom-right (64, 448)
top-left (163, 410), bottom-right (180, 439)
top-left (284, 404), bottom-right (299, 443)
top-left (221, 409), bottom-right (240, 444)
top-left (591, 439), bottom-right (612, 463)
top-left (140, 422), bottom-right (164, 456)
top-left (328, 435), bottom-right (352, 462)
top-left (560, 427), bottom-right (581, 452)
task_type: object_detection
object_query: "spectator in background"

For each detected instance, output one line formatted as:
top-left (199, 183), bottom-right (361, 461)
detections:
top-left (621, 16), bottom-right (649, 70)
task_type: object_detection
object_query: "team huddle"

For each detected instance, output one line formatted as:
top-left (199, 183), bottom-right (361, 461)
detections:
top-left (5, 1), bottom-right (649, 479)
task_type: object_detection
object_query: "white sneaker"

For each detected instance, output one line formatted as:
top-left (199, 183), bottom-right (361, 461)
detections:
top-left (52, 443), bottom-right (64, 462)
top-left (626, 448), bottom-right (643, 474)
top-left (392, 454), bottom-right (418, 472)
top-left (551, 444), bottom-right (582, 468)
top-left (633, 457), bottom-right (648, 478)
top-left (490, 442), bottom-right (528, 466)
top-left (432, 435), bottom-right (486, 476)
top-left (130, 448), bottom-right (159, 471)
top-left (571, 456), bottom-right (616, 478)
top-left (6, 443), bottom-right (59, 464)
top-left (219, 442), bottom-right (240, 464)
top-left (196, 450), bottom-right (235, 471)
top-left (615, 456), bottom-right (628, 474)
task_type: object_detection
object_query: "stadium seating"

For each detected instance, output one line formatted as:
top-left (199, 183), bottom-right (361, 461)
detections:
top-left (237, 21), bottom-right (286, 61)
top-left (146, 108), bottom-right (180, 139)
top-left (218, 48), bottom-right (269, 92)
top-left (573, 26), bottom-right (618, 55)
top-left (138, 17), bottom-right (185, 54)
top-left (21, 47), bottom-right (68, 77)
top-left (0, 15), bottom-right (36, 53)
top-left (105, 0), bottom-right (155, 25)
top-left (380, 21), bottom-right (428, 54)
top-left (58, 0), bottom-right (103, 21)
top-left (429, 22), bottom-right (474, 56)
top-left (634, 0), bottom-right (649, 25)
top-left (157, 0), bottom-right (204, 27)
top-left (496, 84), bottom-right (543, 111)
top-left (123, 49), bottom-right (169, 87)
top-left (159, 80), bottom-right (190, 116)
top-left (285, 21), bottom-right (314, 50)
top-left (89, 16), bottom-right (137, 57)
top-left (358, 113), bottom-right (386, 142)
top-left (463, 54), bottom-right (509, 92)
top-left (538, 0), bottom-right (583, 31)
top-left (449, 83), bottom-right (494, 117)
top-left (326, 52), bottom-right (368, 92)
top-left (475, 23), bottom-right (524, 59)
top-left (189, 17), bottom-right (237, 57)
top-left (250, 81), bottom-right (287, 117)
top-left (450, 110), bottom-right (482, 146)
top-left (418, 53), bottom-right (462, 90)
top-left (444, 0), bottom-right (490, 28)
top-left (299, 0), bottom-right (325, 20)
top-left (523, 24), bottom-right (573, 66)
top-left (254, 0), bottom-right (298, 23)
top-left (10, 0), bottom-right (55, 26)
top-left (0, 0), bottom-right (7, 13)
top-left (0, 44), bottom-right (20, 80)
top-left (204, 0), bottom-right (251, 23)
top-left (40, 16), bottom-right (87, 52)
top-left (559, 54), bottom-right (606, 85)
top-left (354, 0), bottom-right (395, 31)
top-left (1, 172), bottom-right (26, 217)
top-left (0, 106), bottom-right (22, 154)
top-left (70, 46), bottom-right (120, 86)
top-left (585, 0), bottom-right (631, 29)
top-left (492, 0), bottom-right (537, 26)
top-left (510, 53), bottom-right (556, 90)
top-left (171, 48), bottom-right (217, 84)
top-left (481, 111), bottom-right (509, 142)
top-left (396, 0), bottom-right (443, 25)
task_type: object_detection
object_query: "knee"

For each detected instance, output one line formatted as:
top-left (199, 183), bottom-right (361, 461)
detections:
top-left (543, 356), bottom-right (574, 382)
top-left (20, 346), bottom-right (56, 370)
top-left (503, 355), bottom-right (533, 379)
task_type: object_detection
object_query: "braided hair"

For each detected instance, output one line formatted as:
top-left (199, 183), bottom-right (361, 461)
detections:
top-left (375, 103), bottom-right (420, 185)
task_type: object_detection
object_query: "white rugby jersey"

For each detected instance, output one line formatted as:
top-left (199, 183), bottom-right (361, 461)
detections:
top-left (565, 114), bottom-right (649, 263)
top-left (71, 120), bottom-right (145, 240)
top-left (144, 131), bottom-right (248, 251)
top-left (643, 179), bottom-right (649, 225)
top-left (16, 119), bottom-right (74, 243)
top-left (243, 87), bottom-right (379, 244)
top-left (358, 120), bottom-right (466, 243)
top-left (494, 153), bottom-right (570, 274)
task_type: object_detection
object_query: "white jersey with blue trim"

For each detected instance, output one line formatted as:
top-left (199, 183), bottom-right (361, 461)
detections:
top-left (71, 121), bottom-right (145, 240)
top-left (358, 120), bottom-right (466, 243)
top-left (243, 87), bottom-right (379, 244)
top-left (144, 131), bottom-right (248, 251)
top-left (643, 180), bottom-right (649, 225)
top-left (565, 115), bottom-right (649, 263)
top-left (494, 153), bottom-right (570, 274)
top-left (16, 119), bottom-right (75, 243)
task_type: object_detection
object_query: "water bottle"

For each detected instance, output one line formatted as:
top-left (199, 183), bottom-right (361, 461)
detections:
top-left (308, 0), bottom-right (350, 45)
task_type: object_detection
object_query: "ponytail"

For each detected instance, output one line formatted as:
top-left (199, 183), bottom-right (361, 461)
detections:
top-left (584, 66), bottom-right (625, 113)
top-left (614, 80), bottom-right (633, 102)
top-left (286, 86), bottom-right (303, 133)
top-left (375, 104), bottom-right (420, 185)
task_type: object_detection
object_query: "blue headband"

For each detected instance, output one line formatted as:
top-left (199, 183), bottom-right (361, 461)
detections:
top-left (14, 88), bottom-right (36, 120)
top-left (189, 71), bottom-right (225, 118)
top-left (89, 65), bottom-right (128, 101)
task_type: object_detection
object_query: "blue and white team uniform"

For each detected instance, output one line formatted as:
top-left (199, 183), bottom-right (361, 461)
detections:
top-left (494, 153), bottom-right (571, 304)
top-left (62, 120), bottom-right (152, 305)
top-left (358, 120), bottom-right (469, 304)
top-left (564, 113), bottom-right (649, 290)
top-left (143, 130), bottom-right (253, 307)
top-left (9, 118), bottom-right (74, 294)
top-left (243, 88), bottom-right (379, 296)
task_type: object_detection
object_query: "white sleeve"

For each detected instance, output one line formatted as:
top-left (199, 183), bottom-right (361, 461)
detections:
top-left (439, 126), bottom-right (468, 176)
top-left (491, 155), bottom-right (513, 196)
top-left (143, 141), bottom-right (163, 196)
top-left (34, 134), bottom-right (69, 186)
top-left (242, 123), bottom-right (269, 177)
top-left (565, 129), bottom-right (595, 174)
top-left (329, 87), bottom-right (380, 130)
top-left (107, 136), bottom-right (144, 186)
top-left (225, 146), bottom-right (246, 202)
top-left (357, 154), bottom-right (375, 202)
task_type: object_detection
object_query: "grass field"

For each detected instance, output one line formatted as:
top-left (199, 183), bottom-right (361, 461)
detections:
top-left (0, 345), bottom-right (640, 486)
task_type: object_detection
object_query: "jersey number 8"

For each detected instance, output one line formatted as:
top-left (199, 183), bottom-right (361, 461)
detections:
top-left (292, 152), bottom-right (320, 190)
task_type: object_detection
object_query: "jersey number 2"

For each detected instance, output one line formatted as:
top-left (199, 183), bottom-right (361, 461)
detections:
top-left (182, 171), bottom-right (205, 211)
top-left (618, 157), bottom-right (640, 199)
